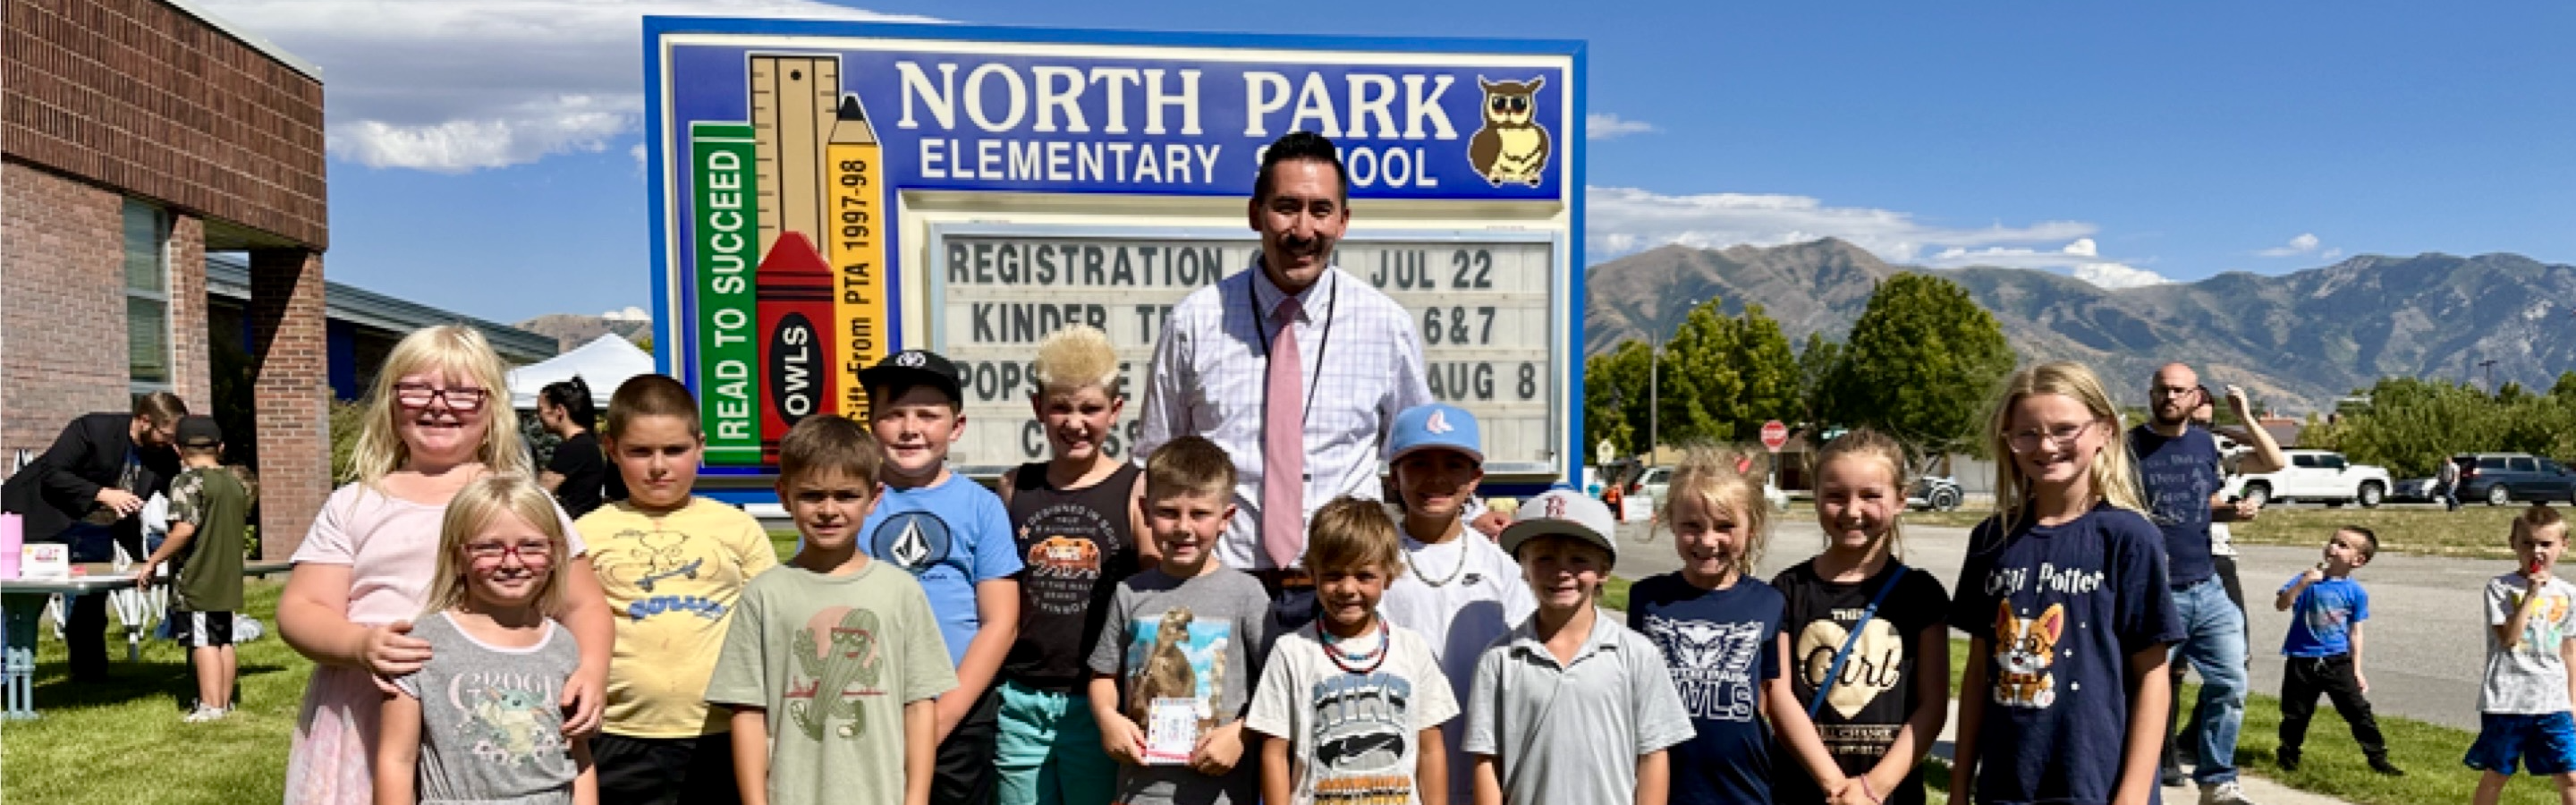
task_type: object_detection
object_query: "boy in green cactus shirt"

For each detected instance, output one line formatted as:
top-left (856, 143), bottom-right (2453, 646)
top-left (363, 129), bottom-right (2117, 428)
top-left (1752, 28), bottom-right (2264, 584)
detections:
top-left (707, 417), bottom-right (956, 805)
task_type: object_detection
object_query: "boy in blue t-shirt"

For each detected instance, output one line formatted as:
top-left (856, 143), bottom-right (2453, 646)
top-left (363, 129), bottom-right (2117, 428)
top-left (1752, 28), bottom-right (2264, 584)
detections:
top-left (858, 349), bottom-right (1028, 804)
top-left (2273, 525), bottom-right (2401, 775)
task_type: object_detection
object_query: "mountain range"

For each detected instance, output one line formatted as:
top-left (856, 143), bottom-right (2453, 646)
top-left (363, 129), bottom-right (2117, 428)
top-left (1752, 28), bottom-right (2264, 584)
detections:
top-left (516, 312), bottom-right (653, 353)
top-left (1583, 240), bottom-right (2576, 411)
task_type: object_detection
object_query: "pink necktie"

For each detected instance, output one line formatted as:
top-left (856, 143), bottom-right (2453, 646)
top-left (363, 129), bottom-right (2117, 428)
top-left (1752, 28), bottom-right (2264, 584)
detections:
top-left (1262, 295), bottom-right (1306, 569)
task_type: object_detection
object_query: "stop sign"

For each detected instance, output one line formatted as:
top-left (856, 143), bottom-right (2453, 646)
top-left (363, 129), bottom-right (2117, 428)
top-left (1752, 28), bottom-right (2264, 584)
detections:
top-left (1760, 420), bottom-right (1789, 453)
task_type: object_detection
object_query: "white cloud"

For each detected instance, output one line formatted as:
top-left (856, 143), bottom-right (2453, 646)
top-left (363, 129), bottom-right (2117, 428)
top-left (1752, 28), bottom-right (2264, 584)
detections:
top-left (1586, 186), bottom-right (2170, 289)
top-left (1587, 113), bottom-right (1657, 140)
top-left (200, 1), bottom-right (937, 173)
top-left (2071, 262), bottom-right (2174, 289)
top-left (2257, 233), bottom-right (2323, 258)
top-left (603, 306), bottom-right (651, 322)
top-left (1925, 238), bottom-right (2174, 288)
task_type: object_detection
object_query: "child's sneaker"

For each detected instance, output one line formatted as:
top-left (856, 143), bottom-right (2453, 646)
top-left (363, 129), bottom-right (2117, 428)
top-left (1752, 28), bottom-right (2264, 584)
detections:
top-left (2199, 780), bottom-right (2257, 805)
top-left (182, 705), bottom-right (228, 723)
top-left (2368, 756), bottom-right (2405, 776)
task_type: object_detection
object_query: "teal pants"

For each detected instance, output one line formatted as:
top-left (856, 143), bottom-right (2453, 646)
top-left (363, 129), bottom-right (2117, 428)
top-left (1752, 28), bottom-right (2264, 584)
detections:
top-left (996, 678), bottom-right (1120, 805)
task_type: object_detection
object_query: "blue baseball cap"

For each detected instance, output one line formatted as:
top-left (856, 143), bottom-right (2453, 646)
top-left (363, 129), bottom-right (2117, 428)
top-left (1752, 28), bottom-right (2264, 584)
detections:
top-left (1385, 402), bottom-right (1483, 464)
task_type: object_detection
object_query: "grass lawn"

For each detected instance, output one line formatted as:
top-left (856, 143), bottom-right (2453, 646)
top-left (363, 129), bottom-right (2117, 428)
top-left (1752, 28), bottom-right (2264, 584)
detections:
top-left (0, 580), bottom-right (302, 805)
top-left (1789, 506), bottom-right (2529, 561)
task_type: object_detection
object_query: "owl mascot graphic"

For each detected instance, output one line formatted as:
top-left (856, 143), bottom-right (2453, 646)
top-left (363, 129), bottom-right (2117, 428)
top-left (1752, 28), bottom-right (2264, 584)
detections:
top-left (1468, 76), bottom-right (1550, 187)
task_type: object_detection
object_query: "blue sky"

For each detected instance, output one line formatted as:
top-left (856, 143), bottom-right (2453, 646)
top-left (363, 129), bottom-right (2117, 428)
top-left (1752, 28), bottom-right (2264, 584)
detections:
top-left (213, 1), bottom-right (2576, 324)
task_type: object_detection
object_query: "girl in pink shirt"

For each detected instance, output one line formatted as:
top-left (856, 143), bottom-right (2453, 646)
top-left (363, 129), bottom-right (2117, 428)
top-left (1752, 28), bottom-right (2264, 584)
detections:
top-left (275, 325), bottom-right (619, 804)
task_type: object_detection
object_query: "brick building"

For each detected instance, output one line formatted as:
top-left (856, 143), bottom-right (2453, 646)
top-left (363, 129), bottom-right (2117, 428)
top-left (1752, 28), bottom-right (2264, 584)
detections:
top-left (4, 0), bottom-right (331, 557)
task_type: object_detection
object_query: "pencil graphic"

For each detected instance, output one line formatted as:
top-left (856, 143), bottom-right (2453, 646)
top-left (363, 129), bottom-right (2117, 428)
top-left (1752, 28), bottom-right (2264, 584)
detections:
top-left (825, 93), bottom-right (889, 420)
top-left (755, 231), bottom-right (836, 463)
top-left (749, 54), bottom-right (840, 262)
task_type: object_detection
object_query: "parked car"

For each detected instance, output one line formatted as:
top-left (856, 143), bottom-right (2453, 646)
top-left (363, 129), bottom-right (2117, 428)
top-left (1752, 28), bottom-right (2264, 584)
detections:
top-left (1909, 476), bottom-right (1964, 512)
top-left (2388, 476), bottom-right (2443, 504)
top-left (2454, 453), bottom-right (2576, 506)
top-left (2221, 449), bottom-right (2392, 508)
top-left (1633, 465), bottom-right (1790, 512)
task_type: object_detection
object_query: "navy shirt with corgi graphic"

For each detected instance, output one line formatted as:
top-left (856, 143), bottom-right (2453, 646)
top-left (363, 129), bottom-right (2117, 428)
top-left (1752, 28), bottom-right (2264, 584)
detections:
top-left (1948, 504), bottom-right (2183, 805)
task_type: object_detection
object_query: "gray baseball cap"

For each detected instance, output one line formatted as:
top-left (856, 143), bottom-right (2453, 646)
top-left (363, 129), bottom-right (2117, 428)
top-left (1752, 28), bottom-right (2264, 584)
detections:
top-left (1498, 488), bottom-right (1618, 564)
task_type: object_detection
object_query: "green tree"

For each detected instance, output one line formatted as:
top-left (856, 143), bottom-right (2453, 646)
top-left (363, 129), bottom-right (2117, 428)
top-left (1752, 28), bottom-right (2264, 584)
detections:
top-left (2551, 370), bottom-right (2576, 401)
top-left (1795, 333), bottom-right (1843, 427)
top-left (1826, 273), bottom-right (2015, 465)
top-left (631, 331), bottom-right (655, 355)
top-left (2305, 377), bottom-right (2541, 477)
top-left (1723, 304), bottom-right (1801, 441)
top-left (1582, 341), bottom-right (1650, 456)
top-left (1653, 302), bottom-right (1741, 445)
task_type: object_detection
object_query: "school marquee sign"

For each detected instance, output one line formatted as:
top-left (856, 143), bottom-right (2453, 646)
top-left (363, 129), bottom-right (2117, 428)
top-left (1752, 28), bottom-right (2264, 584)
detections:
top-left (645, 18), bottom-right (1588, 483)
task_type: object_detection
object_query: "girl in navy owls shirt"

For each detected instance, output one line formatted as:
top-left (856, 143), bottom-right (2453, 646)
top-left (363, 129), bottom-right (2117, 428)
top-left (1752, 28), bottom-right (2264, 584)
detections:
top-left (1627, 450), bottom-right (1817, 805)
top-left (1949, 362), bottom-right (2184, 805)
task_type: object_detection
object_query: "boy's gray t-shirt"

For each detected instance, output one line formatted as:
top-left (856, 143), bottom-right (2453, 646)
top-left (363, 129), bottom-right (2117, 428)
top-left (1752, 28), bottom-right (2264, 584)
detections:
top-left (2482, 573), bottom-right (2576, 714)
top-left (390, 612), bottom-right (581, 805)
top-left (706, 562), bottom-right (959, 805)
top-left (1461, 612), bottom-right (1695, 805)
top-left (1086, 566), bottom-right (1275, 805)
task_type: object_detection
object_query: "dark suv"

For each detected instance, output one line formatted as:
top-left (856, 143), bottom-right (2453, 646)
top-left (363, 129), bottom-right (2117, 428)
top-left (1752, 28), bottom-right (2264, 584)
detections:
top-left (2455, 453), bottom-right (2576, 506)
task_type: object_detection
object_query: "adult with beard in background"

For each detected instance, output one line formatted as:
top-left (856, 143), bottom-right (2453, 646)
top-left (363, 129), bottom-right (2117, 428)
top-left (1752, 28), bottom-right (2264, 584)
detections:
top-left (2131, 364), bottom-right (2285, 804)
top-left (1, 391), bottom-right (188, 681)
top-left (1135, 131), bottom-right (1435, 614)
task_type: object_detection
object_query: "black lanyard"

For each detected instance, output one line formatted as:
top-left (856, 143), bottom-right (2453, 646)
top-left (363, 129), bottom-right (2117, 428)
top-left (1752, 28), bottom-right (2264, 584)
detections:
top-left (1249, 268), bottom-right (1337, 425)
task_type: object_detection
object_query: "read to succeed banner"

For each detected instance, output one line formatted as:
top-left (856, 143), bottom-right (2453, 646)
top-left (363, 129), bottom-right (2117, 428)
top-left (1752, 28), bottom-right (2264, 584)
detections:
top-left (647, 19), bottom-right (1585, 472)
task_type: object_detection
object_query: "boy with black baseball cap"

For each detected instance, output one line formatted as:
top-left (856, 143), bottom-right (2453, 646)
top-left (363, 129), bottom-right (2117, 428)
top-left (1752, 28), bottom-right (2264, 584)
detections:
top-left (137, 415), bottom-right (249, 722)
top-left (855, 349), bottom-right (1027, 804)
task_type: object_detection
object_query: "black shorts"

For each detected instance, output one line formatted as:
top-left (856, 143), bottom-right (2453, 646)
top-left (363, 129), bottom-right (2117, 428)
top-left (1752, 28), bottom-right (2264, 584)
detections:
top-left (171, 609), bottom-right (234, 648)
top-left (593, 732), bottom-right (743, 805)
top-left (934, 685), bottom-right (1001, 805)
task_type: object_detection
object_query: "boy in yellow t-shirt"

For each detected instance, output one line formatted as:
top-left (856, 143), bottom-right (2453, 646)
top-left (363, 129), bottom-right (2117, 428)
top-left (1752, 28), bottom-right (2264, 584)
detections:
top-left (577, 374), bottom-right (781, 805)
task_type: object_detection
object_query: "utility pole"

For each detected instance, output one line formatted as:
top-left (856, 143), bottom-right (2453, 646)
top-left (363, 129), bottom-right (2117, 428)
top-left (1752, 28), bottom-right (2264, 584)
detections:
top-left (1648, 326), bottom-right (1660, 459)
top-left (2481, 359), bottom-right (2500, 394)
top-left (1648, 297), bottom-right (1700, 460)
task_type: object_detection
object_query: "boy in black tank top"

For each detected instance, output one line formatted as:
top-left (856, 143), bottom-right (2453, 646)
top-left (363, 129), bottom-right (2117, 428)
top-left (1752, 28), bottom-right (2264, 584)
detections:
top-left (996, 326), bottom-right (1157, 805)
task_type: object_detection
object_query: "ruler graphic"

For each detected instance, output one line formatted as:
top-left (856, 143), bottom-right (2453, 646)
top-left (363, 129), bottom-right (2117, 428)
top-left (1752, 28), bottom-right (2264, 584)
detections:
top-left (748, 54), bottom-right (840, 263)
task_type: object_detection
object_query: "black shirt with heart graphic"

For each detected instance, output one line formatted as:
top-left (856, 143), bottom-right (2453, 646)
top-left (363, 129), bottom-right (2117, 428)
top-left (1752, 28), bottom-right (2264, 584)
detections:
top-left (1769, 558), bottom-right (1951, 805)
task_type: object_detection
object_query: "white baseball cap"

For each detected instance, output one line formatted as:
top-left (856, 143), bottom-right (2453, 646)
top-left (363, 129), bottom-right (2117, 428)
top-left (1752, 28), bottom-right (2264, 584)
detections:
top-left (1498, 488), bottom-right (1618, 564)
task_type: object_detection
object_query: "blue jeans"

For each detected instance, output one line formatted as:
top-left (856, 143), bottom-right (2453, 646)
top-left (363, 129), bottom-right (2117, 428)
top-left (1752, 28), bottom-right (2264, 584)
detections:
top-left (996, 679), bottom-right (1117, 805)
top-left (2169, 575), bottom-right (2250, 784)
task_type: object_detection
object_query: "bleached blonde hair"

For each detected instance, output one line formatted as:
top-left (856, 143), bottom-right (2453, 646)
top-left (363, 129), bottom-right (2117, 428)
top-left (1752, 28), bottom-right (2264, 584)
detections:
top-left (349, 326), bottom-right (530, 487)
top-left (1984, 360), bottom-right (2147, 534)
top-left (421, 474), bottom-right (568, 616)
top-left (1030, 325), bottom-right (1122, 395)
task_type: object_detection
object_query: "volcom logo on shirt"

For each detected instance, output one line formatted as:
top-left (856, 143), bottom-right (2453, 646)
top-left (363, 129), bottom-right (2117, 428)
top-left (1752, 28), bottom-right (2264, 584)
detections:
top-left (1642, 614), bottom-right (1764, 722)
top-left (869, 512), bottom-right (954, 574)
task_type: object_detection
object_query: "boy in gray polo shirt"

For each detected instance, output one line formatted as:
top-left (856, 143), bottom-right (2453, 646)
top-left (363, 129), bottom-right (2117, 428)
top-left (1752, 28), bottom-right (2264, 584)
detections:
top-left (1463, 490), bottom-right (1694, 805)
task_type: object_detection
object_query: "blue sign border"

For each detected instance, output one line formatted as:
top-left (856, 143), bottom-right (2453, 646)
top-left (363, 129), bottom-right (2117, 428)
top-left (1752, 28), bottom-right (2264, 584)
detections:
top-left (644, 18), bottom-right (1589, 488)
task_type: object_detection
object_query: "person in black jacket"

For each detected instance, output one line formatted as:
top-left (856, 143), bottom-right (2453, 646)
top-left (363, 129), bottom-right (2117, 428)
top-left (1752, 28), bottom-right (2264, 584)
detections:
top-left (2, 392), bottom-right (188, 680)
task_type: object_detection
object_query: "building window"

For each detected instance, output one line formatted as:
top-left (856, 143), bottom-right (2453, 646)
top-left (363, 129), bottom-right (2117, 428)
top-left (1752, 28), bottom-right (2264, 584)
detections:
top-left (124, 199), bottom-right (173, 390)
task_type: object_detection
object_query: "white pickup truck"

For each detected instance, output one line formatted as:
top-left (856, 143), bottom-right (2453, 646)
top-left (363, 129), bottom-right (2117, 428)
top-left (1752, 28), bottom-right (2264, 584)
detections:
top-left (2220, 448), bottom-right (2393, 508)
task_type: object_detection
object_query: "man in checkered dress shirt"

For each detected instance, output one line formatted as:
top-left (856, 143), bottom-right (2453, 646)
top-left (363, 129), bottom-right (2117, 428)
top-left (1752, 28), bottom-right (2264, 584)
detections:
top-left (1134, 131), bottom-right (1434, 574)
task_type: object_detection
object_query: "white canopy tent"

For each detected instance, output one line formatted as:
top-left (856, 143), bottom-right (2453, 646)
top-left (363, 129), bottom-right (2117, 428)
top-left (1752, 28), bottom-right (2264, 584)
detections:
top-left (505, 334), bottom-right (656, 409)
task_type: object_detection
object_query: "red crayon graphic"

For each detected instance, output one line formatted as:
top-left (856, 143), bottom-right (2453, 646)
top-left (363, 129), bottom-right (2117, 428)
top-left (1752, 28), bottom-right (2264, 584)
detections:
top-left (757, 231), bottom-right (837, 463)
